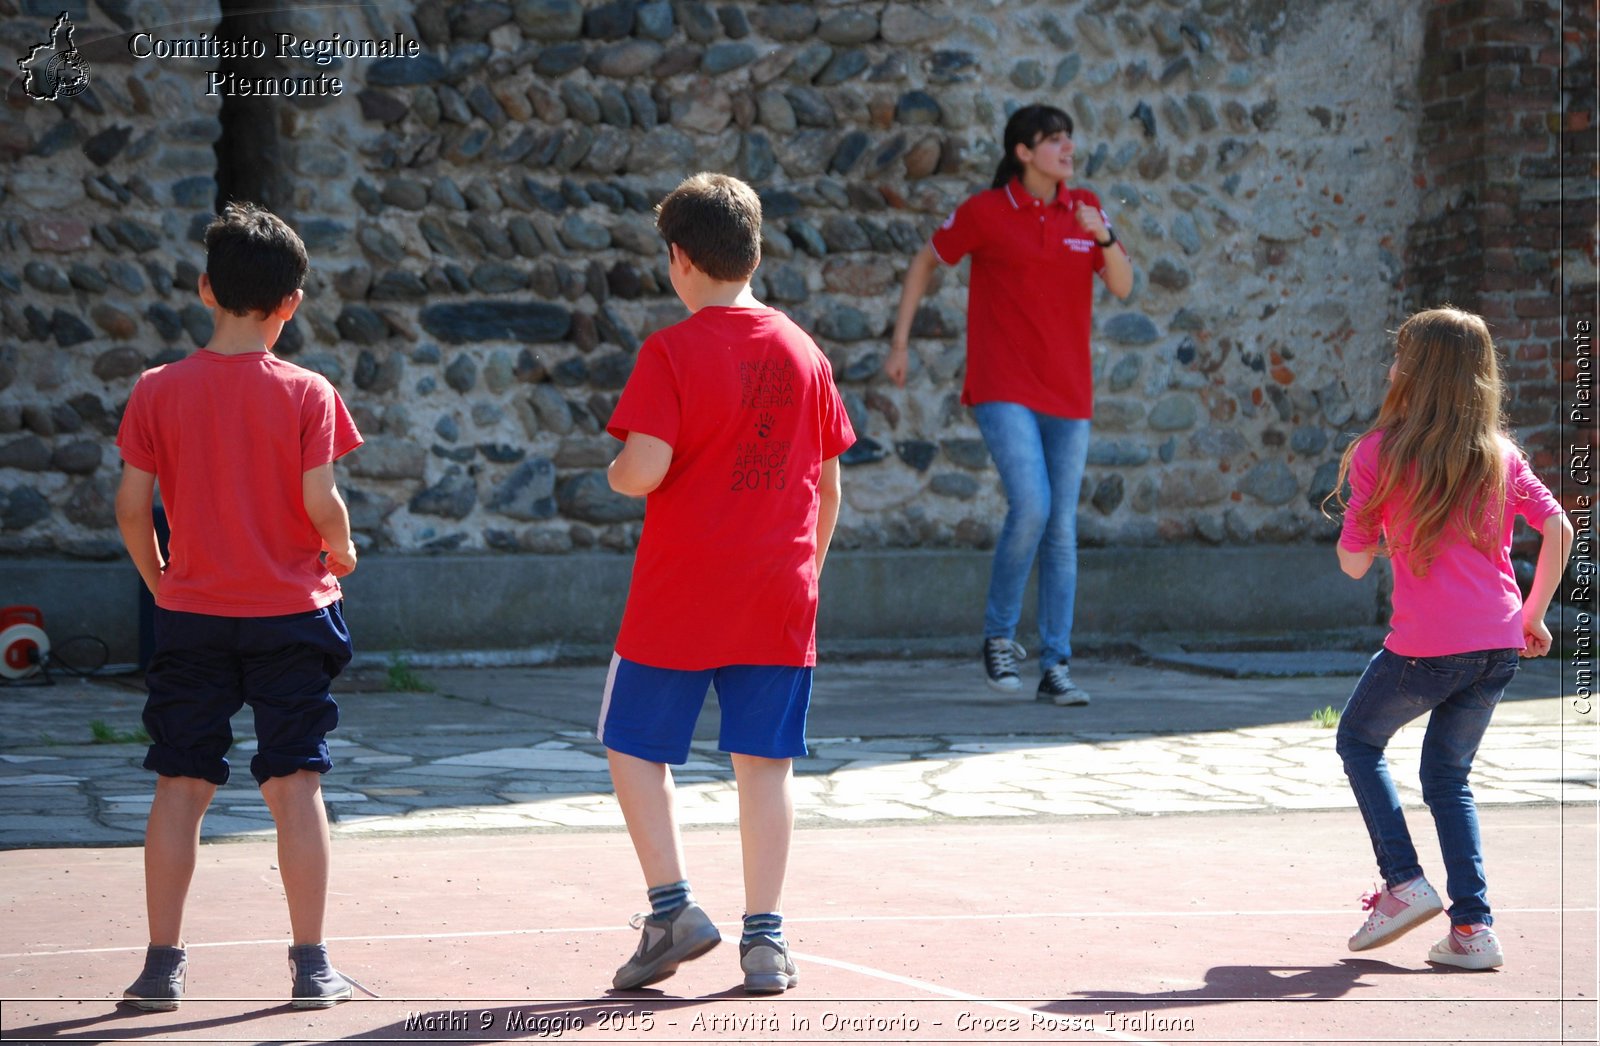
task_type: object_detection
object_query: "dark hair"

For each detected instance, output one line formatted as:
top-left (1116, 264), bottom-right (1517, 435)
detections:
top-left (203, 201), bottom-right (308, 316)
top-left (654, 172), bottom-right (762, 282)
top-left (991, 104), bottom-right (1075, 189)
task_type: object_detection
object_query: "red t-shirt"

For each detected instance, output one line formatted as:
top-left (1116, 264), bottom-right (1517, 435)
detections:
top-left (607, 306), bottom-right (856, 669)
top-left (930, 178), bottom-right (1113, 420)
top-left (116, 349), bottom-right (363, 617)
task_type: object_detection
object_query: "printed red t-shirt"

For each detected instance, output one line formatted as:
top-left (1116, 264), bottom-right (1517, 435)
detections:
top-left (116, 349), bottom-right (363, 617)
top-left (607, 306), bottom-right (856, 669)
top-left (930, 178), bottom-right (1114, 420)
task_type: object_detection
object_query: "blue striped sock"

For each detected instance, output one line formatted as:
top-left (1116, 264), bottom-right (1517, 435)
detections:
top-left (647, 881), bottom-right (691, 919)
top-left (741, 912), bottom-right (783, 946)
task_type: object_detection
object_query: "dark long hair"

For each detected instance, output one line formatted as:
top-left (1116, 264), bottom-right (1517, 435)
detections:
top-left (991, 104), bottom-right (1075, 189)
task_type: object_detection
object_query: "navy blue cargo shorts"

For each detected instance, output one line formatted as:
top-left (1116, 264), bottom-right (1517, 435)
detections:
top-left (142, 601), bottom-right (352, 786)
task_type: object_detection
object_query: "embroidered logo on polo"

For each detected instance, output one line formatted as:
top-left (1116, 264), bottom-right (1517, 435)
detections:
top-left (1065, 218), bottom-right (1112, 253)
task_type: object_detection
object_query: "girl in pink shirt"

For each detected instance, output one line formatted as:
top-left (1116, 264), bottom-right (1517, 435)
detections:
top-left (1329, 307), bottom-right (1571, 970)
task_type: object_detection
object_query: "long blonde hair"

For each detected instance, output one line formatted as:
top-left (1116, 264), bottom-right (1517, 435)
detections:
top-left (1330, 307), bottom-right (1510, 574)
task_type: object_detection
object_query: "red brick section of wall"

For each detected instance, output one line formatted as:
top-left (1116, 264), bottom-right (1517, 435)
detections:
top-left (1556, 0), bottom-right (1599, 513)
top-left (1405, 0), bottom-right (1596, 527)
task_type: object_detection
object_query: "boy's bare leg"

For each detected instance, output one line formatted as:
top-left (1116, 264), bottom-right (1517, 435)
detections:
top-left (144, 776), bottom-right (217, 946)
top-left (608, 750), bottom-right (687, 886)
top-left (260, 769), bottom-right (331, 946)
top-left (731, 754), bottom-right (794, 914)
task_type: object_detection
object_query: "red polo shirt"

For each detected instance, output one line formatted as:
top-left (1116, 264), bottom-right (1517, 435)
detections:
top-left (930, 179), bottom-right (1112, 420)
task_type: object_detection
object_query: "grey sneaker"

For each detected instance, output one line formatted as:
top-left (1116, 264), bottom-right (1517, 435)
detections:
top-left (612, 902), bottom-right (721, 990)
top-left (983, 638), bottom-right (1026, 692)
top-left (122, 944), bottom-right (186, 1011)
top-left (741, 937), bottom-right (798, 994)
top-left (1037, 662), bottom-right (1089, 706)
top-left (289, 943), bottom-right (376, 1009)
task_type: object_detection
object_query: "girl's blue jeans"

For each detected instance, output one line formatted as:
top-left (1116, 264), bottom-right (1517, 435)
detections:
top-left (1334, 647), bottom-right (1518, 926)
top-left (971, 402), bottom-right (1091, 668)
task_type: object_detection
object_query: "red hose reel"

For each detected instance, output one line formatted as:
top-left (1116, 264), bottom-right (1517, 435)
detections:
top-left (0, 606), bottom-right (49, 681)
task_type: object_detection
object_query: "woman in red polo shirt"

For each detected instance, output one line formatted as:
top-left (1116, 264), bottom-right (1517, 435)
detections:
top-left (886, 103), bottom-right (1133, 705)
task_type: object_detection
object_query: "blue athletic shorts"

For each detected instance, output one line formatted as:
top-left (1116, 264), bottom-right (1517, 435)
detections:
top-left (596, 654), bottom-right (812, 765)
top-left (142, 601), bottom-right (352, 786)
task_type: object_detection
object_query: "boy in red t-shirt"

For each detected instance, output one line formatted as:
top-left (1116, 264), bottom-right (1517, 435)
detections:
top-left (600, 172), bottom-right (855, 994)
top-left (114, 203), bottom-right (366, 1010)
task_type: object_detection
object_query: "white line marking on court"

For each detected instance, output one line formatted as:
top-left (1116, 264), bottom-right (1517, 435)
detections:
top-left (790, 950), bottom-right (1169, 1046)
top-left (4, 906), bottom-right (1591, 960)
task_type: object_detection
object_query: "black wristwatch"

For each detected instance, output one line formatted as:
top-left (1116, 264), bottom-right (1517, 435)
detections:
top-left (1095, 229), bottom-right (1117, 248)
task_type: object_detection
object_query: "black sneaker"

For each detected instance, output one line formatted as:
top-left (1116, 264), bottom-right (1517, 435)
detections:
top-left (612, 902), bottom-right (721, 990)
top-left (1037, 662), bottom-right (1089, 706)
top-left (289, 943), bottom-right (377, 1009)
top-left (982, 637), bottom-right (1026, 692)
top-left (122, 944), bottom-right (186, 1011)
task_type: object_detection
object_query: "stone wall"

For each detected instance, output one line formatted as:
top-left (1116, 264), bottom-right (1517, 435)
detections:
top-left (2, 0), bottom-right (225, 555)
top-left (0, 0), bottom-right (1573, 569)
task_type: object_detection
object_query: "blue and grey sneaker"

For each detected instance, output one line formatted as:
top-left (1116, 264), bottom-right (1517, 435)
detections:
top-left (289, 943), bottom-right (375, 1008)
top-left (122, 944), bottom-right (186, 1011)
top-left (740, 937), bottom-right (798, 994)
top-left (612, 902), bottom-right (721, 990)
top-left (1037, 662), bottom-right (1089, 706)
top-left (983, 638), bottom-right (1026, 692)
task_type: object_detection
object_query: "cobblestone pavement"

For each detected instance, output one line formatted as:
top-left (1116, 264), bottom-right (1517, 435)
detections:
top-left (0, 655), bottom-right (1592, 848)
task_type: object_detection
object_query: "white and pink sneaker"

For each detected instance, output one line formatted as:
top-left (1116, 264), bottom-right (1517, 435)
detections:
top-left (1348, 876), bottom-right (1444, 951)
top-left (1428, 924), bottom-right (1504, 970)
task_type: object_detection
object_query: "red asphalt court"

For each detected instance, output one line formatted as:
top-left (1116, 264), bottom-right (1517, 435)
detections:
top-left (1, 805), bottom-right (1596, 1045)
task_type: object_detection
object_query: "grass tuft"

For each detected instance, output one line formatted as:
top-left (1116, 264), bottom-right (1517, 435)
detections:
top-left (386, 658), bottom-right (434, 692)
top-left (89, 719), bottom-right (151, 745)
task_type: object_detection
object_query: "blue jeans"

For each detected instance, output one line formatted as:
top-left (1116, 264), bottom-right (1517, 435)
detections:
top-left (972, 402), bottom-right (1091, 667)
top-left (1335, 647), bottom-right (1518, 926)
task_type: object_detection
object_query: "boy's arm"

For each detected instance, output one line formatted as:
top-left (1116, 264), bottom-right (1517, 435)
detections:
top-left (608, 432), bottom-right (673, 497)
top-left (815, 456), bottom-right (841, 576)
top-left (114, 464), bottom-right (164, 596)
top-left (303, 463), bottom-right (357, 577)
top-left (1521, 511), bottom-right (1575, 657)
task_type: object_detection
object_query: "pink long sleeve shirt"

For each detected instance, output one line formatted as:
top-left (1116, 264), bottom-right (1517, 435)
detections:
top-left (1339, 433), bottom-right (1563, 657)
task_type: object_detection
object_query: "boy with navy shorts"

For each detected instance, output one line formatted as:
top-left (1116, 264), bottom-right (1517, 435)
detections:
top-left (114, 203), bottom-right (366, 1010)
top-left (600, 172), bottom-right (855, 994)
